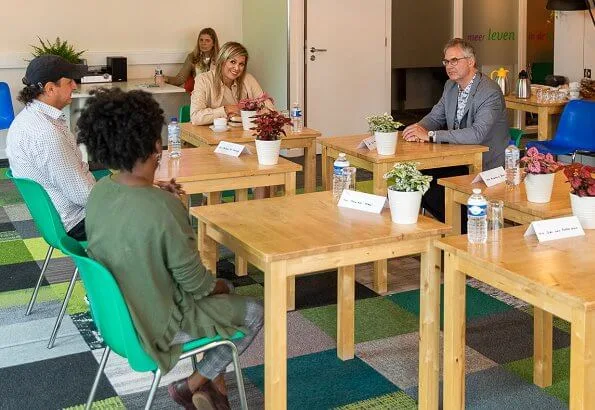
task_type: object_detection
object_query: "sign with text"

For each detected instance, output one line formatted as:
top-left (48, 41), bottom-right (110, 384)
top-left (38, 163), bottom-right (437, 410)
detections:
top-left (338, 190), bottom-right (386, 214)
top-left (472, 167), bottom-right (506, 187)
top-left (357, 136), bottom-right (376, 151)
top-left (214, 141), bottom-right (251, 157)
top-left (524, 216), bottom-right (585, 242)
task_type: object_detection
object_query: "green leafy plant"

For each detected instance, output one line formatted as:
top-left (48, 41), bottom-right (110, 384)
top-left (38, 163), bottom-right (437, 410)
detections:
top-left (383, 162), bottom-right (432, 193)
top-left (30, 37), bottom-right (85, 63)
top-left (365, 113), bottom-right (403, 133)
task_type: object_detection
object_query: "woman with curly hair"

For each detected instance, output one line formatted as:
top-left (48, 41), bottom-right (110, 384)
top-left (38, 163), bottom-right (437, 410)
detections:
top-left (77, 88), bottom-right (263, 409)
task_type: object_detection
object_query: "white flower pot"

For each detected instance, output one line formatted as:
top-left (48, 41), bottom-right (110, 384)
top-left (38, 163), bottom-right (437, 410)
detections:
top-left (570, 193), bottom-right (595, 229)
top-left (374, 131), bottom-right (398, 156)
top-left (241, 110), bottom-right (257, 131)
top-left (255, 139), bottom-right (281, 165)
top-left (387, 188), bottom-right (422, 224)
top-left (524, 173), bottom-right (555, 203)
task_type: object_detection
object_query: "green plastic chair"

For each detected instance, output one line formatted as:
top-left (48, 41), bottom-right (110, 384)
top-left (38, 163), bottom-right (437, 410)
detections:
top-left (509, 127), bottom-right (523, 148)
top-left (5, 169), bottom-right (84, 349)
top-left (179, 104), bottom-right (190, 123)
top-left (59, 236), bottom-right (248, 410)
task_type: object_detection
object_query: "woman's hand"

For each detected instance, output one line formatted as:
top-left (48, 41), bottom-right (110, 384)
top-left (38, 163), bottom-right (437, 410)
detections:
top-left (224, 104), bottom-right (241, 117)
top-left (154, 178), bottom-right (186, 196)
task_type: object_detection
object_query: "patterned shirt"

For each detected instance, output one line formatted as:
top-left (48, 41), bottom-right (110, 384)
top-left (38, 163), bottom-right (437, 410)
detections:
top-left (6, 100), bottom-right (95, 231)
top-left (454, 73), bottom-right (477, 129)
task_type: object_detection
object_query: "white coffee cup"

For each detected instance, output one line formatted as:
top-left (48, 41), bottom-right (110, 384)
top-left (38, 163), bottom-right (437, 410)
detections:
top-left (213, 118), bottom-right (228, 129)
top-left (569, 82), bottom-right (580, 91)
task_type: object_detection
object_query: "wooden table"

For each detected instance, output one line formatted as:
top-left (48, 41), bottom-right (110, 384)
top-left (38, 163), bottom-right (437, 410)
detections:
top-left (436, 226), bottom-right (595, 409)
top-left (180, 123), bottom-right (320, 193)
top-left (319, 134), bottom-right (487, 293)
top-left (439, 172), bottom-right (572, 234)
top-left (505, 95), bottom-right (566, 141)
top-left (155, 147), bottom-right (301, 275)
top-left (190, 192), bottom-right (450, 410)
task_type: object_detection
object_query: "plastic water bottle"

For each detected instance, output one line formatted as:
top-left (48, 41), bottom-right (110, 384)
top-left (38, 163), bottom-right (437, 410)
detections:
top-left (290, 102), bottom-right (303, 133)
top-left (504, 140), bottom-right (520, 187)
top-left (168, 117), bottom-right (181, 158)
top-left (332, 153), bottom-right (350, 203)
top-left (467, 188), bottom-right (487, 244)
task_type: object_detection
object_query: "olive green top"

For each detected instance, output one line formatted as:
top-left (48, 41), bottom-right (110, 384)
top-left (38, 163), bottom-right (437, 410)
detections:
top-left (85, 177), bottom-right (247, 372)
top-left (166, 52), bottom-right (216, 86)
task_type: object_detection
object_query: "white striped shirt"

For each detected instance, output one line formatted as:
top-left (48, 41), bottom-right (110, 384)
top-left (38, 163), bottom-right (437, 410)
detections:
top-left (6, 100), bottom-right (95, 231)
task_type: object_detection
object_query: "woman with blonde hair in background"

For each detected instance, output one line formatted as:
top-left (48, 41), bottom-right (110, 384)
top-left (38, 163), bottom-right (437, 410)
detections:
top-left (165, 27), bottom-right (220, 93)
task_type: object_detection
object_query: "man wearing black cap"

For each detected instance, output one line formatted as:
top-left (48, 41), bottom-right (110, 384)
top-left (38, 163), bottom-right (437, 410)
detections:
top-left (6, 55), bottom-right (93, 240)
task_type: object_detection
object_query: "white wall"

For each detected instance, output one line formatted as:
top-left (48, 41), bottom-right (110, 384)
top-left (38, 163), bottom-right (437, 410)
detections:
top-left (554, 10), bottom-right (595, 81)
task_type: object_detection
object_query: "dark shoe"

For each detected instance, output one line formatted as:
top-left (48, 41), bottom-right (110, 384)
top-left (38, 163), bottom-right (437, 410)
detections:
top-left (203, 381), bottom-right (231, 410)
top-left (168, 377), bottom-right (194, 409)
top-left (192, 388), bottom-right (217, 410)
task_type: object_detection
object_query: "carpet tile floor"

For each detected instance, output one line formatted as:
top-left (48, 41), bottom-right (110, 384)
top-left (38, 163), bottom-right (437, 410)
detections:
top-left (0, 165), bottom-right (571, 409)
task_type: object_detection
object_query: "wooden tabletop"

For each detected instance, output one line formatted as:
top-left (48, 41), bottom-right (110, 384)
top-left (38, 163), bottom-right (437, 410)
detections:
top-left (180, 123), bottom-right (321, 146)
top-left (438, 171), bottom-right (571, 220)
top-left (154, 147), bottom-right (302, 182)
top-left (504, 94), bottom-right (567, 108)
top-left (191, 191), bottom-right (450, 262)
top-left (318, 134), bottom-right (488, 164)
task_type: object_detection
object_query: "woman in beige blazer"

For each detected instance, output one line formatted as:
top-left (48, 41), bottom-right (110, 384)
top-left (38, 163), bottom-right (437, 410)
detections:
top-left (190, 41), bottom-right (275, 125)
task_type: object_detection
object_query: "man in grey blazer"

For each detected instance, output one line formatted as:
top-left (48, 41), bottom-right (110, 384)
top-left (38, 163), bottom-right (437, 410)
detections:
top-left (402, 38), bottom-right (508, 223)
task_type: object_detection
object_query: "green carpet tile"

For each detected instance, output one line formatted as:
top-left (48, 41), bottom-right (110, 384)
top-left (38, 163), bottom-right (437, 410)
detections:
top-left (0, 285), bottom-right (61, 308)
top-left (0, 184), bottom-right (22, 206)
top-left (23, 237), bottom-right (68, 260)
top-left (234, 283), bottom-right (265, 299)
top-left (64, 396), bottom-right (126, 410)
top-left (520, 304), bottom-right (572, 334)
top-left (335, 391), bottom-right (417, 410)
top-left (0, 239), bottom-right (34, 265)
top-left (50, 281), bottom-right (89, 315)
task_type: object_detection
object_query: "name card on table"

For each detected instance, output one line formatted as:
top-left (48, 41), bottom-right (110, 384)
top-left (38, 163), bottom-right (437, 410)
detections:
top-left (214, 141), bottom-right (251, 157)
top-left (471, 166), bottom-right (506, 187)
top-left (524, 216), bottom-right (585, 242)
top-left (338, 190), bottom-right (386, 214)
top-left (356, 136), bottom-right (376, 151)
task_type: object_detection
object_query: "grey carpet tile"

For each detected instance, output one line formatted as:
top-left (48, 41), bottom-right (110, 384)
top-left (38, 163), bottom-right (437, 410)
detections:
top-left (466, 278), bottom-right (529, 309)
top-left (3, 203), bottom-right (31, 222)
top-left (71, 312), bottom-right (104, 350)
top-left (12, 219), bottom-right (39, 239)
top-left (40, 257), bottom-right (77, 284)
top-left (0, 299), bottom-right (60, 326)
top-left (0, 229), bottom-right (20, 243)
top-left (356, 332), bottom-right (497, 390)
top-left (0, 207), bottom-right (10, 223)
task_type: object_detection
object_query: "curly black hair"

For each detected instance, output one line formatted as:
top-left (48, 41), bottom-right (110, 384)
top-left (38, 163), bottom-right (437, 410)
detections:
top-left (76, 88), bottom-right (164, 171)
top-left (17, 85), bottom-right (44, 105)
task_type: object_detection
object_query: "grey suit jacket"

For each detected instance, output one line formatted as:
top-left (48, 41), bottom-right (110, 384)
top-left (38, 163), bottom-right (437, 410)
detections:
top-left (418, 72), bottom-right (509, 170)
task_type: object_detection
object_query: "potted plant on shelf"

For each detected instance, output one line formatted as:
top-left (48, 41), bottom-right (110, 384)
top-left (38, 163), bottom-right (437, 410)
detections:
top-left (30, 36), bottom-right (86, 63)
top-left (238, 93), bottom-right (272, 131)
top-left (564, 162), bottom-right (595, 229)
top-left (383, 162), bottom-right (432, 224)
top-left (251, 111), bottom-right (291, 165)
top-left (520, 147), bottom-right (563, 203)
top-left (366, 113), bottom-right (403, 156)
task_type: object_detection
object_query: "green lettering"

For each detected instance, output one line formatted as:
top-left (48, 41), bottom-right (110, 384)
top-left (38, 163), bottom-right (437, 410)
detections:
top-left (510, 32), bottom-right (515, 40)
top-left (503, 32), bottom-right (509, 40)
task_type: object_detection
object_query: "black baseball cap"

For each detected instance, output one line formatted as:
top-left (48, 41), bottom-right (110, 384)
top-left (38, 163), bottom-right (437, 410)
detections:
top-left (22, 55), bottom-right (88, 88)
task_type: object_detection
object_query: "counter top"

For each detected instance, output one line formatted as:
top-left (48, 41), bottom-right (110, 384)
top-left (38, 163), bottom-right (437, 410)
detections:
top-left (72, 79), bottom-right (186, 98)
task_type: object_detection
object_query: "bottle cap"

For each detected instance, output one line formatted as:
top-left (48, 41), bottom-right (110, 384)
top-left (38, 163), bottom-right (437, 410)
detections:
top-left (508, 139), bottom-right (515, 146)
top-left (472, 188), bottom-right (481, 194)
top-left (171, 117), bottom-right (177, 122)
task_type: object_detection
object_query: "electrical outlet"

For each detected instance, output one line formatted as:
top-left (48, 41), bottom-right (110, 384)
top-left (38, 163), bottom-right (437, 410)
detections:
top-left (585, 68), bottom-right (592, 79)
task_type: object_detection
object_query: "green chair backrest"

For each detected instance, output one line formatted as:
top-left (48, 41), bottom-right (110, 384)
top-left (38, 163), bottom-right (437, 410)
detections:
top-left (509, 127), bottom-right (523, 148)
top-left (179, 105), bottom-right (190, 123)
top-left (530, 62), bottom-right (553, 85)
top-left (59, 236), bottom-right (158, 372)
top-left (6, 169), bottom-right (67, 249)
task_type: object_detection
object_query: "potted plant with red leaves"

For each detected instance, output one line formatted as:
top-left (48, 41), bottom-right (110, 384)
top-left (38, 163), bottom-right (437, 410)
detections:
top-left (251, 111), bottom-right (291, 165)
top-left (238, 92), bottom-right (273, 131)
top-left (520, 146), bottom-right (563, 203)
top-left (564, 162), bottom-right (595, 229)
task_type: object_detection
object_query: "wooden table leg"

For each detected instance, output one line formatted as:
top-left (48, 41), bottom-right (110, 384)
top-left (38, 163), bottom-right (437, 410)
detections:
top-left (206, 192), bottom-right (220, 264)
top-left (264, 261), bottom-right (288, 410)
top-left (321, 146), bottom-right (331, 191)
top-left (533, 307), bottom-right (553, 387)
top-left (284, 172), bottom-right (297, 311)
top-left (285, 172), bottom-right (296, 196)
top-left (569, 309), bottom-right (595, 409)
top-left (303, 140), bottom-right (317, 193)
top-left (468, 153), bottom-right (483, 175)
top-left (537, 107), bottom-right (552, 141)
top-left (199, 222), bottom-right (217, 275)
top-left (445, 187), bottom-right (462, 236)
top-left (337, 265), bottom-right (355, 360)
top-left (234, 189), bottom-right (249, 276)
top-left (419, 239), bottom-right (439, 410)
top-left (372, 163), bottom-right (389, 293)
top-left (443, 251), bottom-right (466, 410)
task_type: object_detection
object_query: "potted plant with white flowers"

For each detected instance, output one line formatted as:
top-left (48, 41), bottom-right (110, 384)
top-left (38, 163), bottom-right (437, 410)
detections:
top-left (365, 113), bottom-right (403, 156)
top-left (251, 111), bottom-right (291, 165)
top-left (383, 162), bottom-right (432, 224)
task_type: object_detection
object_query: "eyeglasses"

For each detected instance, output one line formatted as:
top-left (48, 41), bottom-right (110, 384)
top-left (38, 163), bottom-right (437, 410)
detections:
top-left (441, 56), bottom-right (470, 67)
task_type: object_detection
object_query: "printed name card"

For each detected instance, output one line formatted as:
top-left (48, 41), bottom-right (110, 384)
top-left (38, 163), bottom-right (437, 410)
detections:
top-left (357, 136), bottom-right (376, 151)
top-left (338, 190), bottom-right (386, 214)
top-left (524, 216), bottom-right (585, 242)
top-left (471, 166), bottom-right (506, 187)
top-left (214, 141), bottom-right (251, 157)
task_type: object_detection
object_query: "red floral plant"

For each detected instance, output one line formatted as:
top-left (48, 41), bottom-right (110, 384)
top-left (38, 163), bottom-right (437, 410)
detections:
top-left (251, 111), bottom-right (291, 141)
top-left (563, 162), bottom-right (595, 197)
top-left (520, 146), bottom-right (564, 175)
top-left (238, 93), bottom-right (273, 111)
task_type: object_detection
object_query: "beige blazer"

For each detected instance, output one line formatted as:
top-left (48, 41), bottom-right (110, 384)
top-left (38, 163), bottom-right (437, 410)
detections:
top-left (190, 70), bottom-right (275, 125)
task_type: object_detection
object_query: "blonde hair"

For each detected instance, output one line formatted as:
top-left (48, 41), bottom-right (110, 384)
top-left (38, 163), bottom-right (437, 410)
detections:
top-left (192, 28), bottom-right (220, 73)
top-left (213, 42), bottom-right (249, 101)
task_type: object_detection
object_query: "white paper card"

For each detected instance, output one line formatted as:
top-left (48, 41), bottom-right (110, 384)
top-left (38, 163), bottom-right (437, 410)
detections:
top-left (524, 216), bottom-right (585, 242)
top-left (471, 166), bottom-right (506, 187)
top-left (214, 141), bottom-right (251, 157)
top-left (357, 136), bottom-right (376, 151)
top-left (338, 190), bottom-right (386, 214)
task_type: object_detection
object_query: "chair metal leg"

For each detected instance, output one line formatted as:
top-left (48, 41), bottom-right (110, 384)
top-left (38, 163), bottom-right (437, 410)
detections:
top-left (47, 267), bottom-right (79, 349)
top-left (145, 368), bottom-right (162, 410)
top-left (85, 347), bottom-right (111, 410)
top-left (572, 151), bottom-right (577, 163)
top-left (191, 355), bottom-right (199, 372)
top-left (227, 341), bottom-right (248, 410)
top-left (26, 246), bottom-right (54, 316)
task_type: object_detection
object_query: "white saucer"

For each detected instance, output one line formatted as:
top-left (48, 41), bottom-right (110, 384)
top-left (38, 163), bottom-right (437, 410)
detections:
top-left (228, 122), bottom-right (243, 128)
top-left (568, 96), bottom-right (582, 100)
top-left (209, 125), bottom-right (230, 132)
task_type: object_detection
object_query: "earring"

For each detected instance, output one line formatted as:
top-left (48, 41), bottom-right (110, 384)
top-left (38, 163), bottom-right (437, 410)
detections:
top-left (154, 152), bottom-right (162, 166)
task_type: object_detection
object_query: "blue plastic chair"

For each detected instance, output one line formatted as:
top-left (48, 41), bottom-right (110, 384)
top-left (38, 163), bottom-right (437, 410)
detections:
top-left (526, 100), bottom-right (595, 160)
top-left (0, 82), bottom-right (15, 130)
top-left (59, 236), bottom-right (248, 410)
